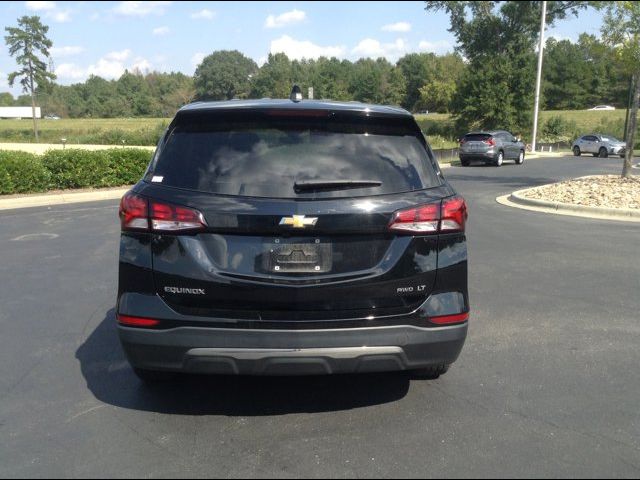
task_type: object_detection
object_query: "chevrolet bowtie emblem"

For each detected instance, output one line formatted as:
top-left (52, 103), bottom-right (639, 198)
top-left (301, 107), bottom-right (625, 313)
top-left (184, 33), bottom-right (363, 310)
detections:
top-left (279, 215), bottom-right (318, 228)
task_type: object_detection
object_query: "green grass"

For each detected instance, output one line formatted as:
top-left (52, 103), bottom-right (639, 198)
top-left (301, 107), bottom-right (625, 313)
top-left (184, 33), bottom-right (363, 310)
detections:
top-left (0, 117), bottom-right (170, 145)
top-left (0, 111), bottom-right (636, 149)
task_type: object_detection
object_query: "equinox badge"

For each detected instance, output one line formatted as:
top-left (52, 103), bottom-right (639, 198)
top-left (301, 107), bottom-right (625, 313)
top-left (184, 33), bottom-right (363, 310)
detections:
top-left (279, 215), bottom-right (318, 228)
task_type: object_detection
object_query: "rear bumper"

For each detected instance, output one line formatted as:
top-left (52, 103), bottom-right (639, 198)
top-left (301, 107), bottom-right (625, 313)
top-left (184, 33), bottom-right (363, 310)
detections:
top-left (118, 323), bottom-right (468, 375)
top-left (459, 151), bottom-right (496, 160)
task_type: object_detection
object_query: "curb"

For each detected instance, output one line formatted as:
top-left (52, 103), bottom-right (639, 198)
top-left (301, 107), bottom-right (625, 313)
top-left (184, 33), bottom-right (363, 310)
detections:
top-left (497, 179), bottom-right (640, 223)
top-left (0, 187), bottom-right (131, 211)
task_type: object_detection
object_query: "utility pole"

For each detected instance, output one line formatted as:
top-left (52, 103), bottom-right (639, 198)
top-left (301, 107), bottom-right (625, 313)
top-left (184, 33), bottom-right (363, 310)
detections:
top-left (531, 0), bottom-right (547, 153)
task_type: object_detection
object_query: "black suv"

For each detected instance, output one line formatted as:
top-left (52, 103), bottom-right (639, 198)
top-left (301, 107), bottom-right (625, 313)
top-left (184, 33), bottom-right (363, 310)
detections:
top-left (117, 96), bottom-right (469, 381)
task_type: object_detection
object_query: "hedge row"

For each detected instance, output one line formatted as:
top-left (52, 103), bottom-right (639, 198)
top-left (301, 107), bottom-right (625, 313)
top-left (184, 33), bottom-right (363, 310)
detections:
top-left (0, 148), bottom-right (152, 195)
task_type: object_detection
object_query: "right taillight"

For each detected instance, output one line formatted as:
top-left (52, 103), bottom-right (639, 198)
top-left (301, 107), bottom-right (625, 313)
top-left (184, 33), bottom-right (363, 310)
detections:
top-left (119, 191), bottom-right (207, 233)
top-left (389, 196), bottom-right (467, 235)
top-left (440, 196), bottom-right (467, 232)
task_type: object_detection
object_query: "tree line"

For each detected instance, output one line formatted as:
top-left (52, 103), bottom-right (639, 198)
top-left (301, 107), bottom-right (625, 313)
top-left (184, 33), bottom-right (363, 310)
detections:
top-left (0, 37), bottom-right (630, 120)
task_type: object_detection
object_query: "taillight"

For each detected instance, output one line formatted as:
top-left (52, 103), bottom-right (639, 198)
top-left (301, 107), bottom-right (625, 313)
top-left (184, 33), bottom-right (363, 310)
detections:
top-left (483, 138), bottom-right (496, 146)
top-left (389, 204), bottom-right (440, 233)
top-left (117, 314), bottom-right (161, 328)
top-left (119, 191), bottom-right (207, 233)
top-left (430, 312), bottom-right (469, 325)
top-left (441, 196), bottom-right (467, 232)
top-left (150, 201), bottom-right (207, 232)
top-left (459, 138), bottom-right (466, 145)
top-left (119, 192), bottom-right (149, 231)
top-left (389, 196), bottom-right (467, 235)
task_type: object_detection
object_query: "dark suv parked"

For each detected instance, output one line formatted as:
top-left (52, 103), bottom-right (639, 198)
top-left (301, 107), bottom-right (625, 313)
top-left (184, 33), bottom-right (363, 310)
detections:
top-left (459, 130), bottom-right (525, 167)
top-left (117, 96), bottom-right (469, 381)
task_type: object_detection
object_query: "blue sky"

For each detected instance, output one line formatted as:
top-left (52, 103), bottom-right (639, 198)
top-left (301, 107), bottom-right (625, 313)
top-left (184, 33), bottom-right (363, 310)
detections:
top-left (1, 1), bottom-right (605, 96)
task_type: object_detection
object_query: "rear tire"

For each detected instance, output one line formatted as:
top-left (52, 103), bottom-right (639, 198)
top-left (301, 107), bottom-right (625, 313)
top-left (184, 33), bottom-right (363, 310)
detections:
top-left (495, 151), bottom-right (504, 167)
top-left (598, 147), bottom-right (608, 158)
top-left (410, 364), bottom-right (449, 380)
top-left (133, 367), bottom-right (178, 383)
top-left (573, 146), bottom-right (581, 156)
top-left (460, 158), bottom-right (470, 167)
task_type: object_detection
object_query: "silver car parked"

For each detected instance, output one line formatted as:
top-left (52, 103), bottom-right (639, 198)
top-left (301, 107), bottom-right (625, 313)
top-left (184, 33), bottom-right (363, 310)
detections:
top-left (572, 134), bottom-right (626, 158)
top-left (459, 130), bottom-right (526, 167)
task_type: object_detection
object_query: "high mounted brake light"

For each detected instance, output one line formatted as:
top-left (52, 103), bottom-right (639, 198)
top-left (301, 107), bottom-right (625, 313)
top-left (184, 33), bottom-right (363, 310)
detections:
top-left (389, 196), bottom-right (467, 235)
top-left (119, 192), bottom-right (207, 233)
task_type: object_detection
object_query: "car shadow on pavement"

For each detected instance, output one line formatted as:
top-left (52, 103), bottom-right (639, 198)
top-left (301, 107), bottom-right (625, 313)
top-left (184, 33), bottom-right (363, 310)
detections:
top-left (76, 308), bottom-right (411, 416)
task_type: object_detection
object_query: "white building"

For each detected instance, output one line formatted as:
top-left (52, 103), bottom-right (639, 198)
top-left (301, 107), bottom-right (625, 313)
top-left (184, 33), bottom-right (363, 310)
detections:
top-left (0, 106), bottom-right (42, 119)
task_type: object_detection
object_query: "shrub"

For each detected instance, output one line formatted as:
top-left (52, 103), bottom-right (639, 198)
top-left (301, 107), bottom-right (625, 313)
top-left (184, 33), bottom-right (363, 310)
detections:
top-left (103, 148), bottom-right (153, 186)
top-left (0, 151), bottom-right (50, 194)
top-left (42, 149), bottom-right (111, 189)
top-left (540, 115), bottom-right (578, 143)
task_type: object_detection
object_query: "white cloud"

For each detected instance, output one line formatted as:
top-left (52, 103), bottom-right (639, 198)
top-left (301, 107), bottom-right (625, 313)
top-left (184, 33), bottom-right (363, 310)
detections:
top-left (351, 38), bottom-right (408, 61)
top-left (382, 22), bottom-right (411, 33)
top-left (113, 1), bottom-right (172, 17)
top-left (152, 26), bottom-right (170, 36)
top-left (265, 9), bottom-right (306, 29)
top-left (191, 9), bottom-right (215, 20)
top-left (50, 46), bottom-right (85, 57)
top-left (50, 9), bottom-right (71, 22)
top-left (52, 50), bottom-right (154, 82)
top-left (131, 57), bottom-right (152, 73)
top-left (191, 52), bottom-right (206, 67)
top-left (25, 1), bottom-right (56, 11)
top-left (418, 40), bottom-right (453, 54)
top-left (26, 1), bottom-right (72, 23)
top-left (270, 35), bottom-right (346, 60)
top-left (105, 49), bottom-right (131, 62)
top-left (55, 63), bottom-right (85, 80)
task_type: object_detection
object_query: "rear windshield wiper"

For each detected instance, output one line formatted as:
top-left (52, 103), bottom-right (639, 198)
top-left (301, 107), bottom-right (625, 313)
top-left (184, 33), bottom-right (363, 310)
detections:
top-left (294, 180), bottom-right (382, 193)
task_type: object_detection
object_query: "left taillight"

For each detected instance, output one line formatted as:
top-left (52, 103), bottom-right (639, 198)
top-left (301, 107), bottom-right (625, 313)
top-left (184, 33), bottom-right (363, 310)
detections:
top-left (117, 314), bottom-right (161, 328)
top-left (119, 192), bottom-right (149, 231)
top-left (119, 191), bottom-right (207, 233)
top-left (389, 196), bottom-right (468, 235)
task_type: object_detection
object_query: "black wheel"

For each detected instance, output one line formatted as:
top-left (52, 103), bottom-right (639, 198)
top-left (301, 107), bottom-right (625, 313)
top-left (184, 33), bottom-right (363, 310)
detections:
top-left (410, 364), bottom-right (449, 380)
top-left (573, 146), bottom-right (581, 156)
top-left (460, 158), bottom-right (470, 167)
top-left (598, 147), bottom-right (608, 158)
top-left (515, 150), bottom-right (525, 165)
top-left (133, 367), bottom-right (178, 383)
top-left (495, 150), bottom-right (504, 167)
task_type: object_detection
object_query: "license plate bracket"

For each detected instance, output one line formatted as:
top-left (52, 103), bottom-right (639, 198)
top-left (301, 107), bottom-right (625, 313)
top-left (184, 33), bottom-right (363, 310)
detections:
top-left (263, 240), bottom-right (332, 273)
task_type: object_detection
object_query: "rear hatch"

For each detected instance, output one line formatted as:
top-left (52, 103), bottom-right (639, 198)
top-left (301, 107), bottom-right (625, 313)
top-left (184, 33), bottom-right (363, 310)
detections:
top-left (138, 108), bottom-right (455, 321)
top-left (461, 133), bottom-right (493, 153)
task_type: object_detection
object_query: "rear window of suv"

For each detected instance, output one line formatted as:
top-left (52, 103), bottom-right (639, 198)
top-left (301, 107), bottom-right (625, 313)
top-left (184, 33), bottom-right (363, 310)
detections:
top-left (463, 133), bottom-right (492, 142)
top-left (148, 110), bottom-right (441, 199)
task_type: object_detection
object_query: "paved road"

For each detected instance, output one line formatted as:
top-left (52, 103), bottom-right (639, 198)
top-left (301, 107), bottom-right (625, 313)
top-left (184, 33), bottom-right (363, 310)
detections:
top-left (1, 155), bottom-right (639, 478)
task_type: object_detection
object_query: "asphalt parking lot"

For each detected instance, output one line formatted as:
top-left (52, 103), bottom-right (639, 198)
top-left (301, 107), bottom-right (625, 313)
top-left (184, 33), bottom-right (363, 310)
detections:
top-left (0, 155), bottom-right (639, 478)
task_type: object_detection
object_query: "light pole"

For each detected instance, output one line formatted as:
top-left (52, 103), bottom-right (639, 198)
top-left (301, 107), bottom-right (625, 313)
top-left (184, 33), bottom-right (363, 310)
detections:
top-left (531, 0), bottom-right (547, 153)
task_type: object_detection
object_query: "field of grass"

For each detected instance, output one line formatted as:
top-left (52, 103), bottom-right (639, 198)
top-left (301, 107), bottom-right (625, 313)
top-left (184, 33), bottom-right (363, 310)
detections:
top-left (0, 117), bottom-right (170, 145)
top-left (0, 110), bottom-right (636, 150)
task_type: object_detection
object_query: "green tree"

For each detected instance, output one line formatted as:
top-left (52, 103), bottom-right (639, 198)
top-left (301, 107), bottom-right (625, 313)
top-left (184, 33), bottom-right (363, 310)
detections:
top-left (194, 50), bottom-right (257, 100)
top-left (312, 57), bottom-right (353, 101)
top-left (249, 53), bottom-right (295, 99)
top-left (0, 92), bottom-right (14, 106)
top-left (4, 15), bottom-right (56, 140)
top-left (349, 58), bottom-right (405, 105)
top-left (600, 1), bottom-right (640, 178)
top-left (425, 1), bottom-right (591, 135)
top-left (419, 79), bottom-right (457, 113)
